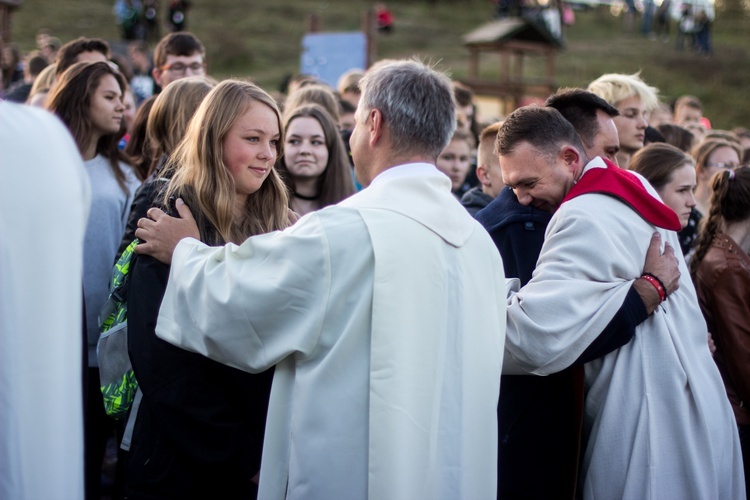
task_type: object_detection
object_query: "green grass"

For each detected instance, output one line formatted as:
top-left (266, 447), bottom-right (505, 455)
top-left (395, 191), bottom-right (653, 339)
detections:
top-left (10, 0), bottom-right (750, 129)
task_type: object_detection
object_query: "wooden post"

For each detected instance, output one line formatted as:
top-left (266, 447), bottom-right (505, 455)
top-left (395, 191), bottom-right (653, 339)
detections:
top-left (1, 1), bottom-right (24, 44)
top-left (468, 48), bottom-right (478, 80)
top-left (500, 50), bottom-right (510, 84)
top-left (0, 1), bottom-right (22, 72)
top-left (546, 49), bottom-right (556, 90)
top-left (514, 51), bottom-right (524, 83)
top-left (362, 8), bottom-right (377, 68)
top-left (305, 13), bottom-right (321, 33)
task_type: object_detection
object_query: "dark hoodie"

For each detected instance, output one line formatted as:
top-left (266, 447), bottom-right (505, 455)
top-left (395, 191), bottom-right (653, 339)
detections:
top-left (476, 187), bottom-right (551, 284)
top-left (460, 186), bottom-right (494, 217)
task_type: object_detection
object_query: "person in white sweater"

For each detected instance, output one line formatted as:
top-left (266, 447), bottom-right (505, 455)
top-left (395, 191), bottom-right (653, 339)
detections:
top-left (47, 60), bottom-right (140, 499)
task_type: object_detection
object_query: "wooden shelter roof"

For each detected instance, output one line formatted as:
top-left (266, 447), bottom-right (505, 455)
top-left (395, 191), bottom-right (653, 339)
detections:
top-left (463, 17), bottom-right (563, 49)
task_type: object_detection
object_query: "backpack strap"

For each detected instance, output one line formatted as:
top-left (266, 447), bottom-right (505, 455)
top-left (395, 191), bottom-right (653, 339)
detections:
top-left (98, 274), bottom-right (130, 328)
top-left (98, 239), bottom-right (139, 329)
top-left (120, 387), bottom-right (143, 451)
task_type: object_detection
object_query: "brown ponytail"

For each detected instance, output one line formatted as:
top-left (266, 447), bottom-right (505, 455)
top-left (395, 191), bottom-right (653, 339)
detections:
top-left (690, 166), bottom-right (750, 276)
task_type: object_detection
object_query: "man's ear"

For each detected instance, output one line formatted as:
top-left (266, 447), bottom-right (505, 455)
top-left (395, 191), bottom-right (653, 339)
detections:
top-left (369, 108), bottom-right (384, 146)
top-left (152, 67), bottom-right (163, 87)
top-left (561, 145), bottom-right (582, 174)
top-left (476, 164), bottom-right (491, 187)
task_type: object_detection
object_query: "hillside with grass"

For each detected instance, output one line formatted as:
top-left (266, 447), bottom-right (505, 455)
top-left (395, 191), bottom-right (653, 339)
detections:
top-left (10, 0), bottom-right (750, 129)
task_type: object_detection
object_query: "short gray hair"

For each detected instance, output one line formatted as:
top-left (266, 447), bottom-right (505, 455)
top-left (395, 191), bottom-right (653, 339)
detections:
top-left (358, 59), bottom-right (456, 159)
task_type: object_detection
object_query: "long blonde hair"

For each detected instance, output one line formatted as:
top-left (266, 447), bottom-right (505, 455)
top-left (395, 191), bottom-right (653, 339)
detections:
top-left (164, 79), bottom-right (290, 244)
top-left (147, 76), bottom-right (215, 177)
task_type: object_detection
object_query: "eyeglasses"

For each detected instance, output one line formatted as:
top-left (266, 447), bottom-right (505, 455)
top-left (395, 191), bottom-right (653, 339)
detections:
top-left (707, 162), bottom-right (739, 170)
top-left (160, 62), bottom-right (206, 75)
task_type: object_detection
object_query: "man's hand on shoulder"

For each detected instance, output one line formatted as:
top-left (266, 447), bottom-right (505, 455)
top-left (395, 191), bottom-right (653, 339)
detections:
top-left (635, 232), bottom-right (681, 314)
top-left (134, 198), bottom-right (200, 264)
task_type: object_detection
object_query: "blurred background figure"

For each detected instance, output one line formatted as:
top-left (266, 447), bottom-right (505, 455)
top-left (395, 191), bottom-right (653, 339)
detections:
top-left (128, 41), bottom-right (155, 103)
top-left (649, 102), bottom-right (673, 128)
top-left (25, 62), bottom-right (56, 107)
top-left (674, 95), bottom-right (704, 127)
top-left (35, 29), bottom-right (61, 63)
top-left (55, 37), bottom-right (110, 79)
top-left (114, 0), bottom-right (144, 41)
top-left (1, 43), bottom-right (23, 92)
top-left (277, 103), bottom-right (355, 216)
top-left (151, 31), bottom-right (205, 93)
top-left (123, 94), bottom-right (157, 184)
top-left (143, 0), bottom-right (160, 41)
top-left (337, 68), bottom-right (363, 108)
top-left (692, 138), bottom-right (741, 216)
top-left (731, 127), bottom-right (750, 155)
top-left (657, 123), bottom-right (696, 152)
top-left (167, 0), bottom-right (190, 32)
top-left (679, 138), bottom-right (742, 259)
top-left (654, 0), bottom-right (672, 42)
top-left (284, 83), bottom-right (341, 127)
top-left (436, 129), bottom-right (474, 199)
top-left (375, 2), bottom-right (394, 33)
top-left (338, 98), bottom-right (356, 133)
top-left (588, 72), bottom-right (659, 169)
top-left (3, 51), bottom-right (48, 103)
top-left (461, 121), bottom-right (503, 216)
top-left (453, 81), bottom-right (480, 144)
top-left (118, 75), bottom-right (215, 255)
top-left (47, 61), bottom-right (141, 500)
top-left (630, 143), bottom-right (697, 238)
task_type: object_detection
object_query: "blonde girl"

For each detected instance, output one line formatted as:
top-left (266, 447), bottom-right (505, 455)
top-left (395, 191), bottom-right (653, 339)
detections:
top-left (126, 80), bottom-right (290, 499)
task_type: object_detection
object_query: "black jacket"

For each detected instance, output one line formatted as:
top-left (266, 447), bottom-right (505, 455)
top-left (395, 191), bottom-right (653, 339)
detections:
top-left (126, 209), bottom-right (272, 499)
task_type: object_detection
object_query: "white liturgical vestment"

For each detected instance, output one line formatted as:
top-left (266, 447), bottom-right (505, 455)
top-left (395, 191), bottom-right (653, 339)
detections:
top-left (504, 158), bottom-right (745, 499)
top-left (156, 164), bottom-right (506, 500)
top-left (0, 103), bottom-right (89, 499)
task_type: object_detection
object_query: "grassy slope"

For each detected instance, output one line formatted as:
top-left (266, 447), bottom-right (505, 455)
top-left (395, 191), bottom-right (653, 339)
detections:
top-left (11, 0), bottom-right (749, 129)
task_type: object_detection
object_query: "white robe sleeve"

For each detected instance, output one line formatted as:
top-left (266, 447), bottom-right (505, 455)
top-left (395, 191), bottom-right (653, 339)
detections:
top-left (505, 197), bottom-right (639, 375)
top-left (156, 213), bottom-right (332, 373)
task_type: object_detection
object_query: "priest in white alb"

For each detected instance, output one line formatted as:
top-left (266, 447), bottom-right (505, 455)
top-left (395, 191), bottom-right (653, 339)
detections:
top-left (497, 105), bottom-right (745, 499)
top-left (135, 60), bottom-right (507, 500)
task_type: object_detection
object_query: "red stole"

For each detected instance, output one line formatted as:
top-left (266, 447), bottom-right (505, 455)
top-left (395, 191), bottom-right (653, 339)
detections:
top-left (562, 159), bottom-right (682, 231)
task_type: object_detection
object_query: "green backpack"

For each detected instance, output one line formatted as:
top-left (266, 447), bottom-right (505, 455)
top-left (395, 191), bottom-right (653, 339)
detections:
top-left (97, 239), bottom-right (139, 421)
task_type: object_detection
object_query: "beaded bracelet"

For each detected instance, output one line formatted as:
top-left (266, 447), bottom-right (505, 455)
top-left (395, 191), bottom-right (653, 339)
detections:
top-left (641, 273), bottom-right (667, 303)
top-left (643, 272), bottom-right (668, 297)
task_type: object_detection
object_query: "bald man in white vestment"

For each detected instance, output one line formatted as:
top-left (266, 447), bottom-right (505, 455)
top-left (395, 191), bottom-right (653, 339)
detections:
top-left (0, 102), bottom-right (89, 499)
top-left (135, 60), bottom-right (506, 500)
top-left (498, 106), bottom-right (745, 499)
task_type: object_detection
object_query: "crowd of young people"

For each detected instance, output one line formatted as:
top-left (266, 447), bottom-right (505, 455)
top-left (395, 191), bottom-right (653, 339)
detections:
top-left (2, 26), bottom-right (750, 500)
